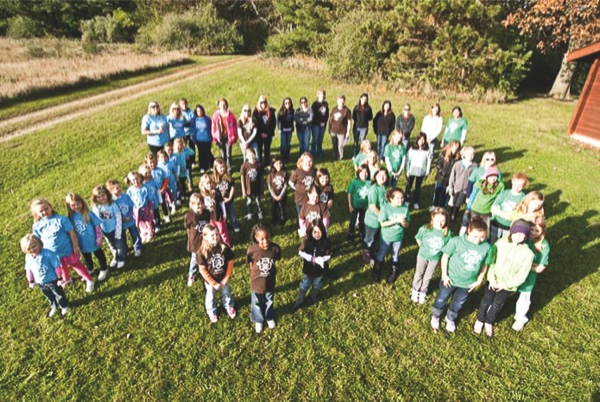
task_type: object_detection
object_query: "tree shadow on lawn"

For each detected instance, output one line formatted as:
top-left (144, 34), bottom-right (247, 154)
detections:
top-left (468, 145), bottom-right (527, 168)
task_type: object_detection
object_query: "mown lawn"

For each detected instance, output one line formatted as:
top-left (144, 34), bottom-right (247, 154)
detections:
top-left (0, 60), bottom-right (598, 400)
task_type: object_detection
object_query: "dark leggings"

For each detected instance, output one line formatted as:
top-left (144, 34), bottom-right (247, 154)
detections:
top-left (82, 248), bottom-right (108, 272)
top-left (477, 286), bottom-right (511, 324)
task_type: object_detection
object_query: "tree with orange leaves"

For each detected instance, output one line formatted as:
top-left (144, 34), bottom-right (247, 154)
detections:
top-left (505, 0), bottom-right (600, 99)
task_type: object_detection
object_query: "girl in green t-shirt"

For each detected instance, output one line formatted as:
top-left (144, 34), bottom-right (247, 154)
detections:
top-left (384, 130), bottom-right (406, 188)
top-left (347, 165), bottom-right (370, 241)
top-left (442, 106), bottom-right (468, 146)
top-left (411, 207), bottom-right (452, 304)
top-left (362, 168), bottom-right (389, 265)
top-left (374, 188), bottom-right (410, 283)
top-left (459, 166), bottom-right (504, 237)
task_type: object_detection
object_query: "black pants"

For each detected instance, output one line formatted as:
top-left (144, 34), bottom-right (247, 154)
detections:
top-left (477, 286), bottom-right (511, 324)
top-left (405, 175), bottom-right (424, 205)
top-left (196, 141), bottom-right (214, 171)
top-left (259, 135), bottom-right (273, 167)
top-left (82, 248), bottom-right (107, 272)
top-left (349, 207), bottom-right (366, 237)
top-left (271, 194), bottom-right (287, 224)
top-left (148, 144), bottom-right (163, 156)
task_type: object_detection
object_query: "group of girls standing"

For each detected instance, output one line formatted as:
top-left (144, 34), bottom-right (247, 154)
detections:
top-left (22, 92), bottom-right (549, 340)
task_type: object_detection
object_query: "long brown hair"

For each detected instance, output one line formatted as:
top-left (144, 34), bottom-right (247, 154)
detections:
top-left (65, 193), bottom-right (91, 223)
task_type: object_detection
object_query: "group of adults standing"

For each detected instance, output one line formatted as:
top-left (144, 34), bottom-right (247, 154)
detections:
top-left (140, 91), bottom-right (468, 170)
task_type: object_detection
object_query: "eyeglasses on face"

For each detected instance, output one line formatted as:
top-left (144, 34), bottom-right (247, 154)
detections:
top-left (260, 101), bottom-right (267, 105)
top-left (485, 158), bottom-right (495, 161)
top-left (150, 104), bottom-right (158, 108)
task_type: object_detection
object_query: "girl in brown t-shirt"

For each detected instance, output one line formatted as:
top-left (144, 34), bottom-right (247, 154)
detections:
top-left (268, 157), bottom-right (288, 226)
top-left (198, 174), bottom-right (229, 246)
top-left (298, 186), bottom-right (330, 237)
top-left (288, 152), bottom-right (316, 217)
top-left (246, 223), bottom-right (281, 333)
top-left (198, 224), bottom-right (236, 323)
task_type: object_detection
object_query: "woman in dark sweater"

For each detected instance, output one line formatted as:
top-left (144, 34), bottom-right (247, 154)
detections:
top-left (277, 97), bottom-right (295, 162)
top-left (352, 93), bottom-right (373, 157)
top-left (373, 100), bottom-right (396, 160)
top-left (253, 95), bottom-right (277, 166)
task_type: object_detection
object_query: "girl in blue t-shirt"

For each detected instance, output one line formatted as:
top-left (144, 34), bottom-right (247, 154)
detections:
top-left (126, 171), bottom-right (155, 243)
top-left (157, 150), bottom-right (178, 214)
top-left (106, 180), bottom-right (142, 257)
top-left (91, 186), bottom-right (126, 269)
top-left (65, 193), bottom-right (109, 281)
top-left (21, 234), bottom-right (69, 317)
top-left (31, 198), bottom-right (95, 292)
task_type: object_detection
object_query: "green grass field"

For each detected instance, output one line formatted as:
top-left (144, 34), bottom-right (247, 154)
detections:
top-left (0, 60), bottom-right (598, 400)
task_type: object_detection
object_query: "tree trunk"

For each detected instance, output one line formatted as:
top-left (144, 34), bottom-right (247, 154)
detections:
top-left (548, 52), bottom-right (576, 100)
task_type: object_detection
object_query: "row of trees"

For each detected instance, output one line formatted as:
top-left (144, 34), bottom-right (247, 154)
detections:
top-left (2, 0), bottom-right (599, 99)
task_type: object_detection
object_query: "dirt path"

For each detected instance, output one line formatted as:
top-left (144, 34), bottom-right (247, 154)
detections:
top-left (0, 55), bottom-right (255, 143)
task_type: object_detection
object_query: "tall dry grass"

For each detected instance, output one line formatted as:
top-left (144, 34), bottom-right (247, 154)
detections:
top-left (0, 38), bottom-right (188, 101)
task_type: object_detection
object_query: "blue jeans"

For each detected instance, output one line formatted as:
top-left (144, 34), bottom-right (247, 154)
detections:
top-left (251, 291), bottom-right (275, 323)
top-left (246, 195), bottom-right (263, 216)
top-left (297, 126), bottom-right (311, 154)
top-left (363, 225), bottom-right (380, 249)
top-left (124, 225), bottom-right (141, 253)
top-left (40, 280), bottom-right (69, 309)
top-left (353, 127), bottom-right (368, 157)
top-left (204, 282), bottom-right (234, 316)
top-left (405, 175), bottom-right (424, 205)
top-left (299, 275), bottom-right (323, 291)
top-left (224, 200), bottom-right (239, 228)
top-left (280, 129), bottom-right (293, 158)
top-left (376, 239), bottom-right (403, 264)
top-left (188, 252), bottom-right (198, 277)
top-left (104, 230), bottom-right (126, 262)
top-left (432, 284), bottom-right (470, 322)
top-left (377, 134), bottom-right (387, 160)
top-left (311, 124), bottom-right (326, 157)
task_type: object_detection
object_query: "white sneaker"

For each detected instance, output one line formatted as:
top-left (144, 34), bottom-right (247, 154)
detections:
top-left (258, 211), bottom-right (264, 220)
top-left (199, 169), bottom-right (205, 174)
top-left (431, 316), bottom-right (440, 330)
top-left (176, 200), bottom-right (181, 207)
top-left (255, 322), bottom-right (263, 333)
top-left (512, 320), bottom-right (527, 332)
top-left (410, 290), bottom-right (419, 303)
top-left (267, 320), bottom-right (276, 329)
top-left (61, 307), bottom-right (69, 316)
top-left (117, 261), bottom-right (125, 269)
top-left (109, 259), bottom-right (117, 268)
top-left (484, 323), bottom-right (494, 337)
top-left (48, 307), bottom-right (57, 317)
top-left (155, 227), bottom-right (160, 234)
top-left (171, 204), bottom-right (177, 214)
top-left (473, 320), bottom-right (484, 334)
top-left (418, 292), bottom-right (427, 304)
top-left (187, 276), bottom-right (194, 287)
top-left (246, 213), bottom-right (253, 220)
top-left (445, 318), bottom-right (456, 333)
top-left (233, 226), bottom-right (240, 233)
top-left (86, 281), bottom-right (95, 293)
top-left (163, 216), bottom-right (171, 223)
top-left (134, 249), bottom-right (141, 257)
top-left (59, 279), bottom-right (72, 287)
top-left (98, 270), bottom-right (108, 281)
top-left (413, 203), bottom-right (420, 209)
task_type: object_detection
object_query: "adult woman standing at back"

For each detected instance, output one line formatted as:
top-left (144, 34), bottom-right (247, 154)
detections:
top-left (311, 89), bottom-right (329, 158)
top-left (421, 103), bottom-right (443, 157)
top-left (211, 98), bottom-right (238, 172)
top-left (253, 95), bottom-right (277, 166)
top-left (396, 103), bottom-right (415, 149)
top-left (352, 93), bottom-right (373, 157)
top-left (278, 97), bottom-right (295, 162)
top-left (141, 101), bottom-right (169, 156)
top-left (373, 100), bottom-right (396, 160)
top-left (295, 97), bottom-right (313, 155)
top-left (193, 104), bottom-right (214, 173)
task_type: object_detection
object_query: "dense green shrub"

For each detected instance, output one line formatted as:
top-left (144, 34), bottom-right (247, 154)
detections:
top-left (7, 16), bottom-right (42, 39)
top-left (265, 28), bottom-right (318, 57)
top-left (135, 4), bottom-right (242, 54)
top-left (80, 10), bottom-right (134, 44)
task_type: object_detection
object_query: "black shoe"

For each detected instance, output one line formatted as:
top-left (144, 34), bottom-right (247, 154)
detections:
top-left (387, 264), bottom-right (399, 284)
top-left (372, 262), bottom-right (381, 282)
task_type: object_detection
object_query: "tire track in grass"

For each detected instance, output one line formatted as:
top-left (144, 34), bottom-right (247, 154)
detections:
top-left (0, 55), bottom-right (255, 143)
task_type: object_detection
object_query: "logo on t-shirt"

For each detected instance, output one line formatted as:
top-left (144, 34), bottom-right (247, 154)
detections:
top-left (272, 175), bottom-right (285, 190)
top-left (302, 176), bottom-right (314, 188)
top-left (209, 253), bottom-right (225, 275)
top-left (358, 186), bottom-right (369, 199)
top-left (319, 106), bottom-right (327, 116)
top-left (460, 250), bottom-right (483, 272)
top-left (305, 211), bottom-right (321, 224)
top-left (195, 220), bottom-right (207, 234)
top-left (319, 193), bottom-right (329, 204)
top-left (216, 180), bottom-right (230, 196)
top-left (203, 196), bottom-right (215, 211)
top-left (256, 257), bottom-right (273, 277)
top-left (392, 149), bottom-right (401, 159)
top-left (333, 111), bottom-right (342, 121)
top-left (248, 168), bottom-right (258, 182)
top-left (426, 236), bottom-right (444, 254)
top-left (118, 203), bottom-right (129, 216)
top-left (500, 200), bottom-right (517, 212)
top-left (74, 220), bottom-right (86, 235)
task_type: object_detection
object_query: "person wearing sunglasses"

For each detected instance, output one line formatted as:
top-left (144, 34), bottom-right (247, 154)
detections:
top-left (141, 101), bottom-right (169, 156)
top-left (294, 97), bottom-right (313, 155)
top-left (396, 103), bottom-right (415, 150)
top-left (211, 98), bottom-right (238, 172)
top-left (253, 95), bottom-right (277, 166)
top-left (237, 103), bottom-right (259, 163)
top-left (277, 97), bottom-right (295, 162)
